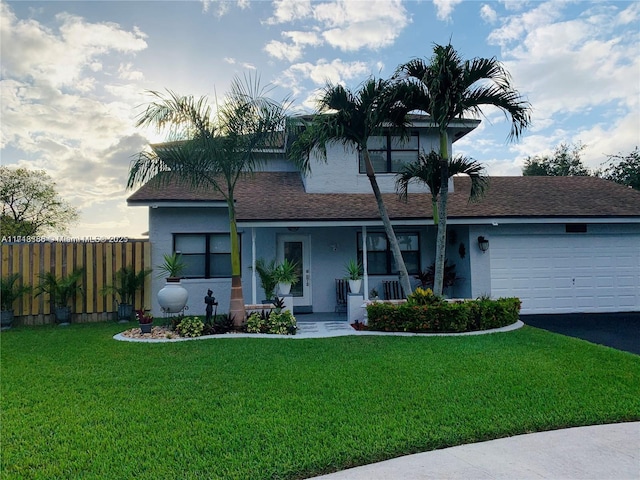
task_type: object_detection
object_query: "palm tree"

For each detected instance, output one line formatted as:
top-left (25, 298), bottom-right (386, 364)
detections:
top-left (396, 151), bottom-right (489, 224)
top-left (395, 43), bottom-right (531, 295)
top-left (127, 74), bottom-right (290, 327)
top-left (289, 78), bottom-right (414, 296)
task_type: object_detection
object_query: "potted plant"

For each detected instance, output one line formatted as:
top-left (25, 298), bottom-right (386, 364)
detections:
top-left (156, 252), bottom-right (189, 313)
top-left (135, 309), bottom-right (154, 334)
top-left (274, 258), bottom-right (299, 295)
top-left (102, 266), bottom-right (152, 323)
top-left (1, 273), bottom-right (32, 330)
top-left (35, 269), bottom-right (84, 325)
top-left (255, 258), bottom-right (278, 303)
top-left (345, 259), bottom-right (363, 294)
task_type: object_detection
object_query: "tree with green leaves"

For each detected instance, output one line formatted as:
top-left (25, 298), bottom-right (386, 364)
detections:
top-left (127, 74), bottom-right (290, 327)
top-left (396, 151), bottom-right (489, 224)
top-left (395, 43), bottom-right (531, 295)
top-left (289, 78), bottom-right (414, 296)
top-left (522, 142), bottom-right (591, 177)
top-left (0, 167), bottom-right (78, 237)
top-left (600, 147), bottom-right (639, 190)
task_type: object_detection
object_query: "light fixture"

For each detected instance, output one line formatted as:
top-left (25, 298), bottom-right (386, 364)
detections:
top-left (287, 227), bottom-right (299, 232)
top-left (477, 236), bottom-right (489, 252)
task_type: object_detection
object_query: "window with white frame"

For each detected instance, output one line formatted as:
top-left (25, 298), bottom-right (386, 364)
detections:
top-left (357, 232), bottom-right (420, 275)
top-left (174, 233), bottom-right (237, 278)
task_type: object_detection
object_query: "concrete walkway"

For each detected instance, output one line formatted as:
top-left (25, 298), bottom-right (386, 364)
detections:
top-left (309, 422), bottom-right (640, 480)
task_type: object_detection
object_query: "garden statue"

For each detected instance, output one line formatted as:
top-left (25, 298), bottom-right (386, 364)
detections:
top-left (204, 289), bottom-right (218, 323)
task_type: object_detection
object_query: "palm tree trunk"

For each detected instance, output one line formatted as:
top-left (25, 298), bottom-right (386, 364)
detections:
top-left (363, 150), bottom-right (413, 297)
top-left (227, 196), bottom-right (246, 328)
top-left (433, 131), bottom-right (449, 296)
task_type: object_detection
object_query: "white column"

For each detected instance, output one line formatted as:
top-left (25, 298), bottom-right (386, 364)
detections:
top-left (362, 225), bottom-right (369, 301)
top-left (251, 228), bottom-right (257, 304)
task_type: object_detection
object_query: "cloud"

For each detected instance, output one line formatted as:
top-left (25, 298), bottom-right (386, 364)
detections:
top-left (265, 0), bottom-right (409, 55)
top-left (0, 4), bottom-right (147, 89)
top-left (433, 0), bottom-right (463, 21)
top-left (201, 0), bottom-right (250, 17)
top-left (480, 4), bottom-right (498, 24)
top-left (277, 59), bottom-right (371, 96)
top-left (265, 0), bottom-right (313, 24)
top-left (488, 2), bottom-right (639, 138)
top-left (313, 0), bottom-right (409, 51)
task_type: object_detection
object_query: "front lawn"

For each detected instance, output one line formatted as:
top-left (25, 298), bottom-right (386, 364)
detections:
top-left (2, 322), bottom-right (639, 479)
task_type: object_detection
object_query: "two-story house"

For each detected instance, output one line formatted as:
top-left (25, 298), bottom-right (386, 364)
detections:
top-left (127, 115), bottom-right (640, 317)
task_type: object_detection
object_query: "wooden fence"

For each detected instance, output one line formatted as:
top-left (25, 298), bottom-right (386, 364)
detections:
top-left (1, 240), bottom-right (151, 325)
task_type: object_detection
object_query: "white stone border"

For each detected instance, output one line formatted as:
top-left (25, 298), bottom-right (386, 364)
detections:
top-left (113, 320), bottom-right (524, 343)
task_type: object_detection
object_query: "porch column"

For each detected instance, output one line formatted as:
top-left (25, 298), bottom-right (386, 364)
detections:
top-left (251, 228), bottom-right (257, 304)
top-left (362, 225), bottom-right (368, 301)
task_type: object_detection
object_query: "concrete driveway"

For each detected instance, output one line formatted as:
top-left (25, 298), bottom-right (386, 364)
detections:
top-left (521, 312), bottom-right (640, 355)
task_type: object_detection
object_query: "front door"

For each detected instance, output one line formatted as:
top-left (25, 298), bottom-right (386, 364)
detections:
top-left (277, 234), bottom-right (312, 312)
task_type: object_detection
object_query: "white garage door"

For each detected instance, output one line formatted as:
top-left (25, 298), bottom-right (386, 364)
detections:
top-left (491, 234), bottom-right (640, 314)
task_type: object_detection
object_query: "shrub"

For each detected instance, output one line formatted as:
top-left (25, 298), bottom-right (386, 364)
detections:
top-left (175, 317), bottom-right (205, 338)
top-left (203, 314), bottom-right (233, 335)
top-left (406, 287), bottom-right (445, 306)
top-left (367, 297), bottom-right (520, 333)
top-left (246, 310), bottom-right (297, 335)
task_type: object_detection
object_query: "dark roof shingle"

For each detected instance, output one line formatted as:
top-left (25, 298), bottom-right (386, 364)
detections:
top-left (127, 172), bottom-right (640, 221)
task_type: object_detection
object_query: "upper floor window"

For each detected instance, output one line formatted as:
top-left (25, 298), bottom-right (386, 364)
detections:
top-left (359, 132), bottom-right (419, 174)
top-left (174, 233), bottom-right (238, 278)
top-left (357, 232), bottom-right (420, 275)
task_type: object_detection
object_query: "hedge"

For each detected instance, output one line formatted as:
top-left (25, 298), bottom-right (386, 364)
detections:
top-left (366, 297), bottom-right (521, 333)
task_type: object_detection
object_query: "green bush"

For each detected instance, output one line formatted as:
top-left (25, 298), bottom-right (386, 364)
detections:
top-left (367, 297), bottom-right (520, 333)
top-left (247, 310), bottom-right (297, 335)
top-left (175, 317), bottom-right (205, 337)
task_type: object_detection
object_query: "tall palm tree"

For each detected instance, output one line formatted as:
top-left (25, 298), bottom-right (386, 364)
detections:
top-left (396, 151), bottom-right (489, 224)
top-left (395, 43), bottom-right (531, 295)
top-left (290, 78), bottom-right (414, 296)
top-left (127, 74), bottom-right (290, 327)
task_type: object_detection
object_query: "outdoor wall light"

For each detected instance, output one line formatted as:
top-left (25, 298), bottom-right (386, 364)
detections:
top-left (477, 236), bottom-right (490, 252)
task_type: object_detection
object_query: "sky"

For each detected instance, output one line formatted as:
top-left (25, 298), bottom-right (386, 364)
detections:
top-left (1, 0), bottom-right (639, 238)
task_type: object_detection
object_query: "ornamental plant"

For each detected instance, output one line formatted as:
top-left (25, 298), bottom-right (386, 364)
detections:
top-left (406, 287), bottom-right (444, 306)
top-left (176, 317), bottom-right (204, 337)
top-left (135, 309), bottom-right (153, 325)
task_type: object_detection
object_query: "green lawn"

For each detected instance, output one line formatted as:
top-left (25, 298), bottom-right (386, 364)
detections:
top-left (2, 322), bottom-right (639, 480)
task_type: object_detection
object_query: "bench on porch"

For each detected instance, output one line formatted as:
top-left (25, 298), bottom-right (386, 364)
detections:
top-left (382, 280), bottom-right (405, 300)
top-left (335, 279), bottom-right (348, 313)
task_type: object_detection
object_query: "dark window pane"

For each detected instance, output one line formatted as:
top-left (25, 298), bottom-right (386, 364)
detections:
top-left (183, 254), bottom-right (206, 278)
top-left (209, 254), bottom-right (231, 277)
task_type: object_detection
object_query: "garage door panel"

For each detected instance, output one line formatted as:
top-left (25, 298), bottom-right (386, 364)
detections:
top-left (491, 234), bottom-right (640, 314)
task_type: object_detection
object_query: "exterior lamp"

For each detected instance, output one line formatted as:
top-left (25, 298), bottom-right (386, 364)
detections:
top-left (477, 236), bottom-right (489, 252)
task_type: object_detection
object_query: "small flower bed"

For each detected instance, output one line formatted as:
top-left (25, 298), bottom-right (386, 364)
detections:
top-left (367, 288), bottom-right (521, 333)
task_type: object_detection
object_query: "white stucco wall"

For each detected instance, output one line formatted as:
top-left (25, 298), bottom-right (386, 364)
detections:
top-left (301, 131), bottom-right (451, 194)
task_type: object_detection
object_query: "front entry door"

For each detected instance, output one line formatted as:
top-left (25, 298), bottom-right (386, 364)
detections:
top-left (277, 234), bottom-right (312, 312)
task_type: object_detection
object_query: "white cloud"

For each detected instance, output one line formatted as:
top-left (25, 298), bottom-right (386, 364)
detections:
top-left (280, 59), bottom-right (370, 89)
top-left (266, 0), bottom-right (312, 24)
top-left (264, 40), bottom-right (304, 62)
top-left (489, 2), bottom-right (639, 138)
top-left (264, 30), bottom-right (323, 63)
top-left (313, 0), bottom-right (409, 51)
top-left (201, 0), bottom-right (250, 17)
top-left (433, 0), bottom-right (463, 22)
top-left (0, 4), bottom-right (147, 89)
top-left (480, 4), bottom-right (498, 24)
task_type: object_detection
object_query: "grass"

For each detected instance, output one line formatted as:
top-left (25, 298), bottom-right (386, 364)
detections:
top-left (1, 322), bottom-right (639, 479)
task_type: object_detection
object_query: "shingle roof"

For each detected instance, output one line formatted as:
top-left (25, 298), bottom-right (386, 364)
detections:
top-left (127, 172), bottom-right (640, 221)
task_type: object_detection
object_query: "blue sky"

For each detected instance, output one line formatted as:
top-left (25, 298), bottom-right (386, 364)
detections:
top-left (1, 0), bottom-right (638, 237)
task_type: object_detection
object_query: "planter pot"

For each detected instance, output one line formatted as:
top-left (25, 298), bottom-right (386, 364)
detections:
top-left (1, 310), bottom-right (14, 330)
top-left (117, 303), bottom-right (133, 323)
top-left (278, 282), bottom-right (292, 295)
top-left (348, 279), bottom-right (362, 294)
top-left (157, 279), bottom-right (189, 313)
top-left (139, 322), bottom-right (153, 334)
top-left (55, 306), bottom-right (71, 325)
